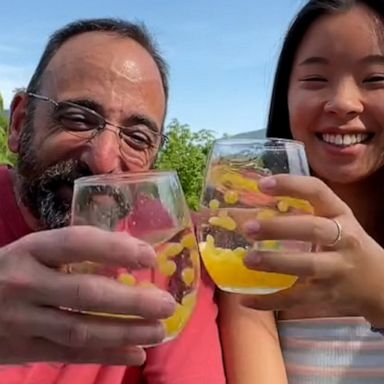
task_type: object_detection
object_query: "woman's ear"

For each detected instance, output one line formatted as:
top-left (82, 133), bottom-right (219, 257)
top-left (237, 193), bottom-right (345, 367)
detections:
top-left (8, 92), bottom-right (28, 154)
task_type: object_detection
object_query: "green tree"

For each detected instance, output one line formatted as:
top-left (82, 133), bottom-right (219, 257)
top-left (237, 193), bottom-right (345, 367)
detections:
top-left (0, 93), bottom-right (16, 166)
top-left (156, 119), bottom-right (216, 210)
top-left (0, 93), bottom-right (7, 131)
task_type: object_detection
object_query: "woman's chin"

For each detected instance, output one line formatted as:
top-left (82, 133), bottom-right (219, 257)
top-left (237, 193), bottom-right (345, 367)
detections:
top-left (311, 166), bottom-right (372, 185)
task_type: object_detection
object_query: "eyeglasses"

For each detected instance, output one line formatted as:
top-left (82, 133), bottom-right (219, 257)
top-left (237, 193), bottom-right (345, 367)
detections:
top-left (26, 92), bottom-right (168, 153)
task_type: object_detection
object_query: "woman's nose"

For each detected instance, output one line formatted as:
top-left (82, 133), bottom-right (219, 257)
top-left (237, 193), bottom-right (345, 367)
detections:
top-left (324, 79), bottom-right (364, 119)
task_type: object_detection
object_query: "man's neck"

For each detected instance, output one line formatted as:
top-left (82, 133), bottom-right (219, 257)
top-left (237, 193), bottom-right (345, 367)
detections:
top-left (9, 169), bottom-right (42, 231)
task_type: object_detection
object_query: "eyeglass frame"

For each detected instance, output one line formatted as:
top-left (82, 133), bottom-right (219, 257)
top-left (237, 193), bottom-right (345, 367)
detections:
top-left (26, 92), bottom-right (169, 150)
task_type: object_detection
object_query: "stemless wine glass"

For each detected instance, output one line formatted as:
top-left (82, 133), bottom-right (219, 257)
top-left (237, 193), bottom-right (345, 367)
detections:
top-left (65, 171), bottom-right (200, 343)
top-left (198, 138), bottom-right (313, 295)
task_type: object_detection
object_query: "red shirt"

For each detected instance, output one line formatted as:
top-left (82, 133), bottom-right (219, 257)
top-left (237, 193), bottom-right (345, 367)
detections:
top-left (0, 166), bottom-right (225, 384)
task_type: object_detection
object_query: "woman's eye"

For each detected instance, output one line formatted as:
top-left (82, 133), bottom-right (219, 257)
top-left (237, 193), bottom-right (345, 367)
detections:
top-left (300, 76), bottom-right (327, 82)
top-left (364, 75), bottom-right (384, 83)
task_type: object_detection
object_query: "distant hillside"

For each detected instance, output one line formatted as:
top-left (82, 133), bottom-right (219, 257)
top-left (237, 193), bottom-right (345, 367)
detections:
top-left (230, 129), bottom-right (266, 139)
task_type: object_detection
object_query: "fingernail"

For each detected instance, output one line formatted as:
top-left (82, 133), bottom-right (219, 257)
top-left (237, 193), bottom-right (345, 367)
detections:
top-left (244, 251), bottom-right (262, 268)
top-left (156, 321), bottom-right (167, 340)
top-left (243, 221), bottom-right (260, 234)
top-left (160, 293), bottom-right (176, 316)
top-left (259, 177), bottom-right (277, 191)
top-left (137, 242), bottom-right (157, 268)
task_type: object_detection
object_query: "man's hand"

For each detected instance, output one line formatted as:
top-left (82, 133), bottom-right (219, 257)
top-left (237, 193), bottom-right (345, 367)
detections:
top-left (0, 226), bottom-right (176, 365)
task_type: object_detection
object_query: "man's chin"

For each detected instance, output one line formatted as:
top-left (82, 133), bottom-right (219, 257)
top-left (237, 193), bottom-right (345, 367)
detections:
top-left (56, 185), bottom-right (74, 202)
top-left (39, 198), bottom-right (72, 229)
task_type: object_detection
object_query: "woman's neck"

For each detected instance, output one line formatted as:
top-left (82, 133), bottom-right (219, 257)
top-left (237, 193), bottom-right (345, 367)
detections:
top-left (326, 170), bottom-right (384, 245)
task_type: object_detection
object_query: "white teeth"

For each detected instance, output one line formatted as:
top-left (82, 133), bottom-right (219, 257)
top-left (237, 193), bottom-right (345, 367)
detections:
top-left (321, 133), bottom-right (369, 146)
top-left (343, 135), bottom-right (352, 145)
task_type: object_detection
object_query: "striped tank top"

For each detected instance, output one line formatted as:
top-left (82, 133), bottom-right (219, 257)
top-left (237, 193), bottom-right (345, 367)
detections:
top-left (278, 317), bottom-right (384, 383)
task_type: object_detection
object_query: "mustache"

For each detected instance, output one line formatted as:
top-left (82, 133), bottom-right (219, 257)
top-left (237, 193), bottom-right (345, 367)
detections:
top-left (36, 159), bottom-right (93, 193)
top-left (16, 122), bottom-right (94, 229)
top-left (18, 159), bottom-right (93, 228)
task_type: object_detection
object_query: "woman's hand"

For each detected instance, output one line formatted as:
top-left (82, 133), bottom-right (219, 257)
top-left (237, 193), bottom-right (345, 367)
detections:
top-left (242, 174), bottom-right (384, 327)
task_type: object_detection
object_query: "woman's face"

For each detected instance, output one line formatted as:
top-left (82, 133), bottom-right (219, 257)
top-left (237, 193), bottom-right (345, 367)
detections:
top-left (288, 5), bottom-right (384, 183)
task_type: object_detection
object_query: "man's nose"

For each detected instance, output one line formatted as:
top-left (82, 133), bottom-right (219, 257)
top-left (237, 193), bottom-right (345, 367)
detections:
top-left (80, 128), bottom-right (123, 174)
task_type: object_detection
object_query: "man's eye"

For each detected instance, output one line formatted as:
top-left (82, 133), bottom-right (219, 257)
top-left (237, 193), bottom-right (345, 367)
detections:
top-left (56, 112), bottom-right (99, 131)
top-left (121, 130), bottom-right (154, 149)
top-left (60, 114), bottom-right (91, 129)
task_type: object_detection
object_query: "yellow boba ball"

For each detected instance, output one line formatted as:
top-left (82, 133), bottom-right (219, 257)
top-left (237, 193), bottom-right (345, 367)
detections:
top-left (182, 267), bottom-right (195, 286)
top-left (224, 190), bottom-right (239, 204)
top-left (159, 260), bottom-right (177, 276)
top-left (209, 199), bottom-right (220, 210)
top-left (117, 273), bottom-right (136, 286)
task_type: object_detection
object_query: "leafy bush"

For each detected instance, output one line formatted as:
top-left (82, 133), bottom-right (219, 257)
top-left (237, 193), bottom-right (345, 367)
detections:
top-left (156, 119), bottom-right (216, 210)
top-left (0, 94), bottom-right (16, 166)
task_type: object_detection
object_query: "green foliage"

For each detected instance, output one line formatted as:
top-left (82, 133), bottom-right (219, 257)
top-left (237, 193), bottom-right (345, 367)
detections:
top-left (0, 93), bottom-right (6, 130)
top-left (0, 93), bottom-right (16, 166)
top-left (156, 119), bottom-right (216, 210)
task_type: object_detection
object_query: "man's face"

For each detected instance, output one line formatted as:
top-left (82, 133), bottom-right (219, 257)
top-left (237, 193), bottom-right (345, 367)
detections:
top-left (15, 31), bottom-right (166, 229)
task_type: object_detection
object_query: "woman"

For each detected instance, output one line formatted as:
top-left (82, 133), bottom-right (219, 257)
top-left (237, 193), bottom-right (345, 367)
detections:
top-left (220, 1), bottom-right (384, 383)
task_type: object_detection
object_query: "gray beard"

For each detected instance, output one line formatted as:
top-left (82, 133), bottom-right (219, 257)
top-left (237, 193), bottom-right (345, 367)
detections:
top-left (16, 122), bottom-right (92, 229)
top-left (17, 158), bottom-right (92, 229)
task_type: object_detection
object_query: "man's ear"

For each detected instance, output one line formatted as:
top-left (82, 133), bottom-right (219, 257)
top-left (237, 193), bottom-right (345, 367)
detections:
top-left (8, 92), bottom-right (28, 154)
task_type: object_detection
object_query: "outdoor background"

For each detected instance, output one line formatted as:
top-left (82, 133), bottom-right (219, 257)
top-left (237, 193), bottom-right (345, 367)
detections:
top-left (0, 0), bottom-right (306, 208)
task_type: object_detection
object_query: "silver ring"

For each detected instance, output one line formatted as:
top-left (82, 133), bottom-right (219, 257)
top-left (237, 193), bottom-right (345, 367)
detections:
top-left (327, 218), bottom-right (342, 247)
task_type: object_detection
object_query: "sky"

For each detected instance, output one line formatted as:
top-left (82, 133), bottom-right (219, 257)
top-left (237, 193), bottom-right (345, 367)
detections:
top-left (0, 0), bottom-right (305, 137)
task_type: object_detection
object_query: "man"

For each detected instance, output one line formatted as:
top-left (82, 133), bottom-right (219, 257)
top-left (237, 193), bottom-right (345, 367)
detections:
top-left (0, 18), bottom-right (225, 383)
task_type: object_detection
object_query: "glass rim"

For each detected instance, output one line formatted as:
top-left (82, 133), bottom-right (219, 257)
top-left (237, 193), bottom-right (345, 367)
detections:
top-left (213, 137), bottom-right (305, 148)
top-left (74, 170), bottom-right (177, 186)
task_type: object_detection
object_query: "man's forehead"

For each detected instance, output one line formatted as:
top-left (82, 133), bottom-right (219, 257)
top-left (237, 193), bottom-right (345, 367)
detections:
top-left (42, 31), bottom-right (163, 94)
